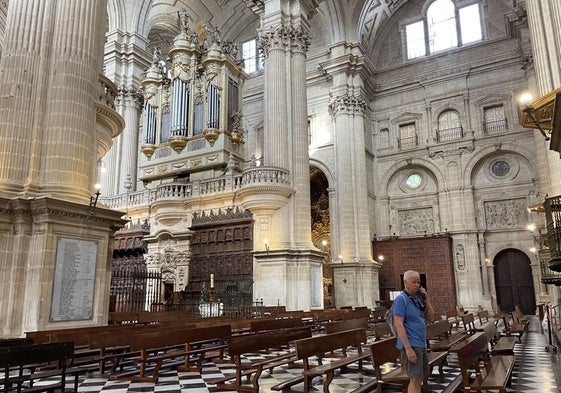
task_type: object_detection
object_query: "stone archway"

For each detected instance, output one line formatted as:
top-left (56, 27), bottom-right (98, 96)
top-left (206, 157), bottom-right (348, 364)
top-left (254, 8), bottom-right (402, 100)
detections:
top-left (494, 248), bottom-right (536, 315)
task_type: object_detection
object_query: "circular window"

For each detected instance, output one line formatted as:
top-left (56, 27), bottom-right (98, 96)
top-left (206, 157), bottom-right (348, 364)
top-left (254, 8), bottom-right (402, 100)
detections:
top-left (406, 173), bottom-right (422, 189)
top-left (491, 160), bottom-right (511, 177)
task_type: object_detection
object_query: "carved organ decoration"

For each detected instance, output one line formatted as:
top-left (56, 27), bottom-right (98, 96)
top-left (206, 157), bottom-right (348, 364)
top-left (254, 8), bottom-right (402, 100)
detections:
top-left (139, 9), bottom-right (247, 173)
top-left (398, 208), bottom-right (435, 235)
top-left (484, 198), bottom-right (528, 229)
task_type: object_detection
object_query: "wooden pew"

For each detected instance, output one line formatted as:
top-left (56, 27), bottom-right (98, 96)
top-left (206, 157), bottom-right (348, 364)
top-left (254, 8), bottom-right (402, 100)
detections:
top-left (112, 324), bottom-right (231, 382)
top-left (293, 328), bottom-right (371, 392)
top-left (351, 336), bottom-right (448, 393)
top-left (501, 312), bottom-right (527, 342)
top-left (324, 318), bottom-right (369, 335)
top-left (372, 321), bottom-right (393, 340)
top-left (454, 332), bottom-right (515, 393)
top-left (249, 317), bottom-right (303, 332)
top-left (426, 319), bottom-right (467, 351)
top-left (482, 322), bottom-right (517, 355)
top-left (445, 309), bottom-right (461, 329)
top-left (460, 313), bottom-right (481, 333)
top-left (0, 341), bottom-right (77, 393)
top-left (211, 326), bottom-right (312, 393)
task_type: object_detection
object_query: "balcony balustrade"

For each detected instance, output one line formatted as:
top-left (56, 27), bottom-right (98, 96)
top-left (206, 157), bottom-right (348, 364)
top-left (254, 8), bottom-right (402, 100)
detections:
top-left (436, 126), bottom-right (463, 142)
top-left (397, 135), bottom-right (418, 150)
top-left (483, 119), bottom-right (508, 135)
top-left (100, 166), bottom-right (291, 211)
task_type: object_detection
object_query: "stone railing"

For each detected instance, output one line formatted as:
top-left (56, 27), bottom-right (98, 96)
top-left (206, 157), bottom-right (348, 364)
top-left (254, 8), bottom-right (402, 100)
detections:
top-left (100, 167), bottom-right (291, 211)
top-left (241, 166), bottom-right (291, 186)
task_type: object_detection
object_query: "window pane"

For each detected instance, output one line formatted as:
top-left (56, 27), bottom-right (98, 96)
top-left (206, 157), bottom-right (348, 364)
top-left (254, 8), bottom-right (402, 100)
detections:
top-left (438, 110), bottom-right (460, 130)
top-left (427, 0), bottom-right (457, 53)
top-left (406, 21), bottom-right (425, 59)
top-left (460, 4), bottom-right (482, 44)
top-left (242, 40), bottom-right (256, 73)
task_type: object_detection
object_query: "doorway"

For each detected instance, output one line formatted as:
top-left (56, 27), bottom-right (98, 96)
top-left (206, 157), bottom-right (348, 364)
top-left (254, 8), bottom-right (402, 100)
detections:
top-left (494, 248), bottom-right (536, 315)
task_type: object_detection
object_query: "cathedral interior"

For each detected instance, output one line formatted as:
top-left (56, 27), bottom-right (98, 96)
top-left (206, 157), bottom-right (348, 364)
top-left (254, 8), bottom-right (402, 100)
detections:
top-left (1, 0), bottom-right (561, 338)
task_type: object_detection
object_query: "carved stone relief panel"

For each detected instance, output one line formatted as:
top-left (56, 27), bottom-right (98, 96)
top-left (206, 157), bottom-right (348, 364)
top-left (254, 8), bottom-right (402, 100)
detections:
top-left (484, 198), bottom-right (528, 229)
top-left (398, 208), bottom-right (435, 235)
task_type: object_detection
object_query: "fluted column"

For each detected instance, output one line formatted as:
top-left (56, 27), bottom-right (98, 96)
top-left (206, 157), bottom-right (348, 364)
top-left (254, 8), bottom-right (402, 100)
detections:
top-left (258, 5), bottom-right (314, 249)
top-left (329, 94), bottom-right (372, 262)
top-left (526, 0), bottom-right (561, 196)
top-left (0, 0), bottom-right (52, 196)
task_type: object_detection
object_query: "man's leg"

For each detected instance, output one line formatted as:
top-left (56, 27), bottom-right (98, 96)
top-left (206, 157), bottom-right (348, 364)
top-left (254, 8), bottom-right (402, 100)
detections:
top-left (408, 377), bottom-right (422, 393)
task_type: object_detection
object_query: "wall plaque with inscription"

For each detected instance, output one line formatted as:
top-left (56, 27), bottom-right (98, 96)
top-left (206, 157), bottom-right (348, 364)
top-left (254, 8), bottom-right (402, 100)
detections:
top-left (50, 237), bottom-right (97, 322)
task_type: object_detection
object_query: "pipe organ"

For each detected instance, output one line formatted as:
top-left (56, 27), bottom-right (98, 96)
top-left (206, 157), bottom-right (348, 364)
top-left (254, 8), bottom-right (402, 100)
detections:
top-left (139, 10), bottom-right (247, 183)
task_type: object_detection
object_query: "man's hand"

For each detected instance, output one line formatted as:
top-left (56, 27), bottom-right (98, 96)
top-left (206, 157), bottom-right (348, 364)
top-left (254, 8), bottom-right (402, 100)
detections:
top-left (406, 347), bottom-right (417, 362)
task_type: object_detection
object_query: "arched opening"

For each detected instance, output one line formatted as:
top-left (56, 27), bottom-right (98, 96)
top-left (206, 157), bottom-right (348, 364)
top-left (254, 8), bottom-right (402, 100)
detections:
top-left (310, 166), bottom-right (332, 307)
top-left (494, 248), bottom-right (536, 315)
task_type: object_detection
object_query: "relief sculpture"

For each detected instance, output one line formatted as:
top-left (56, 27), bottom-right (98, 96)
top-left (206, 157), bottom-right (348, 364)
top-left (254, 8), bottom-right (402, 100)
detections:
top-left (398, 208), bottom-right (434, 234)
top-left (484, 199), bottom-right (527, 229)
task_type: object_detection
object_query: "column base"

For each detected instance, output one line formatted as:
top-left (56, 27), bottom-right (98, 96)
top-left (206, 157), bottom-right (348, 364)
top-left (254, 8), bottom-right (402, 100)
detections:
top-left (253, 248), bottom-right (325, 311)
top-left (330, 261), bottom-right (381, 309)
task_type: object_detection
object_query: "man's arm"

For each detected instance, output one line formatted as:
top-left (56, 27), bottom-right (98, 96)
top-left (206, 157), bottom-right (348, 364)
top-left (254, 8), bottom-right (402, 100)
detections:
top-left (394, 315), bottom-right (417, 362)
top-left (420, 287), bottom-right (435, 323)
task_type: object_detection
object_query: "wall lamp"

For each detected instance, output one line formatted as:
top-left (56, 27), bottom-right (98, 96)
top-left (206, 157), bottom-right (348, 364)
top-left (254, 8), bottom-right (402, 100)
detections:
top-left (89, 183), bottom-right (102, 215)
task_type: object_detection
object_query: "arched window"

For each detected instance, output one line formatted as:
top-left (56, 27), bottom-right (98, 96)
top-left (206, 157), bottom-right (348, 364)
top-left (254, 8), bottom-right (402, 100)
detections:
top-left (438, 109), bottom-right (460, 130)
top-left (405, 0), bottom-right (482, 60)
top-left (437, 109), bottom-right (462, 142)
top-left (427, 0), bottom-right (457, 53)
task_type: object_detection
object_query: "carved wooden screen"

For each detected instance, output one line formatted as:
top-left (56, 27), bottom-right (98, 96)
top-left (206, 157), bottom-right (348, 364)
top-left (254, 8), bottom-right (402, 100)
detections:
top-left (188, 208), bottom-right (254, 300)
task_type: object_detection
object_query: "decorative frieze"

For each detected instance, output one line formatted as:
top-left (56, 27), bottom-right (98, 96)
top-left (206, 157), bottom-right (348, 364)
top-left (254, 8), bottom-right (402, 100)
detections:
top-left (258, 24), bottom-right (310, 57)
top-left (484, 198), bottom-right (528, 229)
top-left (398, 208), bottom-right (435, 235)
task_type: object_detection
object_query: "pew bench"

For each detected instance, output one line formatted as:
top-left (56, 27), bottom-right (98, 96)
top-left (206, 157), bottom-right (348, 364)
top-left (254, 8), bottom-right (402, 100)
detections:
top-left (210, 326), bottom-right (312, 393)
top-left (249, 317), bottom-right (303, 333)
top-left (290, 328), bottom-right (371, 393)
top-left (501, 312), bottom-right (528, 342)
top-left (0, 341), bottom-right (77, 393)
top-left (111, 324), bottom-right (231, 383)
top-left (482, 322), bottom-right (517, 355)
top-left (426, 319), bottom-right (467, 352)
top-left (350, 336), bottom-right (448, 393)
top-left (454, 332), bottom-right (515, 393)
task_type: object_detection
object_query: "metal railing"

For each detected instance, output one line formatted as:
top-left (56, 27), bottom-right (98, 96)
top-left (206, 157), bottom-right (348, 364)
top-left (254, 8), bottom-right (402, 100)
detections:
top-left (436, 126), bottom-right (463, 142)
top-left (483, 119), bottom-right (508, 135)
top-left (398, 135), bottom-right (418, 150)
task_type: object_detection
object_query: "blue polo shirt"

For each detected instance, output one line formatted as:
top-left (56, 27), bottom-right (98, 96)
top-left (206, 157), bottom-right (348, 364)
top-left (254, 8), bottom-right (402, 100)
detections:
top-left (393, 291), bottom-right (426, 349)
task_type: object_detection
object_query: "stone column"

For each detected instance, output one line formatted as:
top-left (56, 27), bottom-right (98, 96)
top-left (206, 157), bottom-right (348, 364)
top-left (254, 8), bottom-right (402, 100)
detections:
top-left (102, 30), bottom-right (151, 195)
top-left (244, 0), bottom-right (324, 311)
top-left (525, 0), bottom-right (561, 196)
top-left (0, 0), bottom-right (105, 201)
top-left (0, 0), bottom-right (126, 337)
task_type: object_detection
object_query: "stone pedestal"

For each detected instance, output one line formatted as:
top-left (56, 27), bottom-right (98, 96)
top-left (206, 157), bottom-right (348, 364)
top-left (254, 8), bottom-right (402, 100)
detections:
top-left (0, 196), bottom-right (126, 337)
top-left (330, 262), bottom-right (380, 309)
top-left (254, 249), bottom-right (325, 311)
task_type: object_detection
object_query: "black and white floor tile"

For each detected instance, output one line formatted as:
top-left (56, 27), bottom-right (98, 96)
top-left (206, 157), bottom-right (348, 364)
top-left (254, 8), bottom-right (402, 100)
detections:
top-left (74, 319), bottom-right (560, 393)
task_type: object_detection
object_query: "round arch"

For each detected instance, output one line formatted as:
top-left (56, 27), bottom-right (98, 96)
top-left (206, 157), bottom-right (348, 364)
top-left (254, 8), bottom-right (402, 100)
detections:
top-left (493, 248), bottom-right (536, 315)
top-left (379, 157), bottom-right (446, 199)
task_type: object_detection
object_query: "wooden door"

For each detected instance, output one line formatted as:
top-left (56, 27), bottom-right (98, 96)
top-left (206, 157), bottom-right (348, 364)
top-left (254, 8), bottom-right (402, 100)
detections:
top-left (494, 249), bottom-right (536, 315)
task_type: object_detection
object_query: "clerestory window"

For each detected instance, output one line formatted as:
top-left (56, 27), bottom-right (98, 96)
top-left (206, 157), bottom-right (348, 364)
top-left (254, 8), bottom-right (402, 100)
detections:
top-left (405, 0), bottom-right (482, 60)
top-left (242, 39), bottom-right (264, 74)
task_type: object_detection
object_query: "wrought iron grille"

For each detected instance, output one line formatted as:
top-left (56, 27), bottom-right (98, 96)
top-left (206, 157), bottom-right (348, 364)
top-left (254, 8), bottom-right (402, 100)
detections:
top-left (109, 270), bottom-right (162, 312)
top-left (544, 195), bottom-right (561, 272)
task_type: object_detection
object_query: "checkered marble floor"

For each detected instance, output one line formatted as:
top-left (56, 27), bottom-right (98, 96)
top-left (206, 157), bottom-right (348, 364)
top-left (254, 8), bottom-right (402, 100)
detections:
top-left (75, 319), bottom-right (561, 393)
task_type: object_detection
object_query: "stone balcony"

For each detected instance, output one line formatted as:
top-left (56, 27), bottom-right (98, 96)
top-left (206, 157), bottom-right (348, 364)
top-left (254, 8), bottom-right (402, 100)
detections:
top-left (96, 74), bottom-right (125, 158)
top-left (100, 166), bottom-right (293, 213)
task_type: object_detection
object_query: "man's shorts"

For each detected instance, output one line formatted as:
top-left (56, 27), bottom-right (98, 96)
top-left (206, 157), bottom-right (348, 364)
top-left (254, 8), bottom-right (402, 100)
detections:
top-left (400, 347), bottom-right (429, 379)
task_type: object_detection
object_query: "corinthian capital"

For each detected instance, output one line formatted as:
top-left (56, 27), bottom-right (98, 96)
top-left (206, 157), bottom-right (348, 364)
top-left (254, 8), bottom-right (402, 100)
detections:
top-left (117, 86), bottom-right (144, 109)
top-left (258, 24), bottom-right (310, 57)
top-left (328, 93), bottom-right (367, 116)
